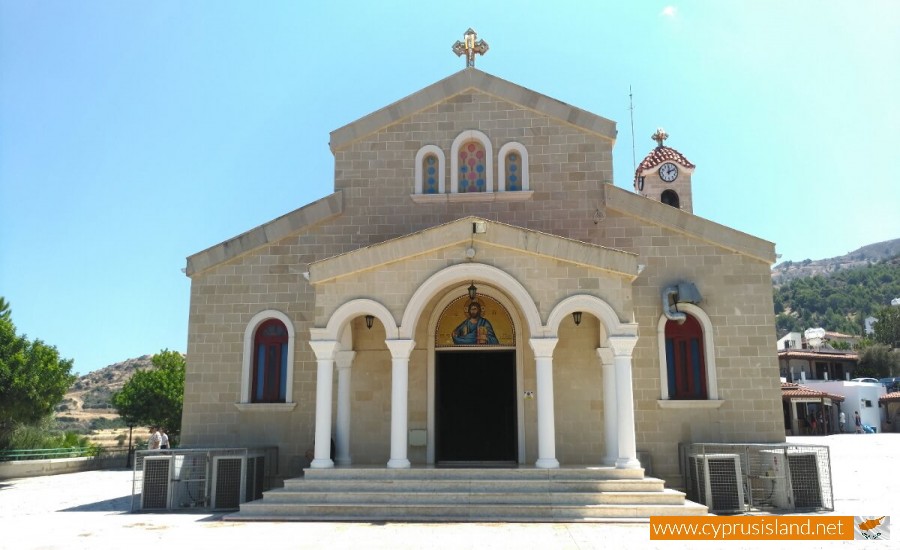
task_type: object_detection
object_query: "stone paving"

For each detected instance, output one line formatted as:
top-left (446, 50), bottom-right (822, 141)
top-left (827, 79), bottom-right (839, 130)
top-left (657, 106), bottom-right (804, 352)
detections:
top-left (1, 435), bottom-right (896, 550)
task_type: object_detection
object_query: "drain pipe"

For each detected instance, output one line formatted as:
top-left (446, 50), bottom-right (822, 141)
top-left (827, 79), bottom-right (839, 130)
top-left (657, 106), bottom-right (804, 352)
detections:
top-left (662, 286), bottom-right (686, 324)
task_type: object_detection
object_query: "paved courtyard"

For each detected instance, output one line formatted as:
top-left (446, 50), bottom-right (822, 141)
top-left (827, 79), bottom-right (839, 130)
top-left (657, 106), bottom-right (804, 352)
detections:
top-left (1, 434), bottom-right (895, 550)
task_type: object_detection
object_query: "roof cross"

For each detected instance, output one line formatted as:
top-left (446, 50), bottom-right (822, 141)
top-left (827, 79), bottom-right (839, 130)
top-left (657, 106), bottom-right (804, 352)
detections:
top-left (652, 128), bottom-right (669, 147)
top-left (452, 28), bottom-right (489, 68)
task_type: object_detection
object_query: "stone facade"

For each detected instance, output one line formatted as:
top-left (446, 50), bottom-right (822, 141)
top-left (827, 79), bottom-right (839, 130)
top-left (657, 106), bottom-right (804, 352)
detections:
top-left (181, 68), bottom-right (784, 487)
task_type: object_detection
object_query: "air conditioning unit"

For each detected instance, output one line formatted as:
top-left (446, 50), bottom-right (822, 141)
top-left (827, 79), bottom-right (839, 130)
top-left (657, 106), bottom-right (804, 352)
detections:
top-left (169, 453), bottom-right (209, 509)
top-left (689, 453), bottom-right (746, 513)
top-left (245, 454), bottom-right (266, 502)
top-left (141, 456), bottom-right (173, 510)
top-left (211, 456), bottom-right (246, 511)
top-left (787, 452), bottom-right (823, 509)
top-left (758, 449), bottom-right (824, 510)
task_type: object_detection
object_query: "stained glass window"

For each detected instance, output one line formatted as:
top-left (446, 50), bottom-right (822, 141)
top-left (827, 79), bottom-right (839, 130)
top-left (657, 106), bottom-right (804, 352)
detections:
top-left (423, 154), bottom-right (438, 194)
top-left (505, 152), bottom-right (520, 191)
top-left (458, 141), bottom-right (486, 193)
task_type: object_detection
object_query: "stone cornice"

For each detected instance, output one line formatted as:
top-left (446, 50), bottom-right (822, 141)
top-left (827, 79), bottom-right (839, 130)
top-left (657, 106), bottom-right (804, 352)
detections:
top-left (329, 68), bottom-right (617, 152)
top-left (185, 191), bottom-right (343, 277)
top-left (308, 216), bottom-right (638, 284)
top-left (604, 184), bottom-right (776, 264)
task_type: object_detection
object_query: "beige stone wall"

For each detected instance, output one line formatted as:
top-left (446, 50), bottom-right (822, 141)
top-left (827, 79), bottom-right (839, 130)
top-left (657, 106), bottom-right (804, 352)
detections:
top-left (599, 211), bottom-right (783, 486)
top-left (330, 90), bottom-right (612, 246)
top-left (182, 87), bottom-right (782, 485)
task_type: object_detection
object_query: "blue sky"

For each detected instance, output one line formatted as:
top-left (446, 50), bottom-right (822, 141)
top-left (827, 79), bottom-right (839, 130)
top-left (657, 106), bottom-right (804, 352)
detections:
top-left (2, 1), bottom-right (898, 374)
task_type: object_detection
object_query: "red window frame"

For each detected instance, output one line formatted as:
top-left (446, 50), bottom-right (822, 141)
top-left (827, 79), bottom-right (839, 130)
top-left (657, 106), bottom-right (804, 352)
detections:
top-left (251, 319), bottom-right (288, 403)
top-left (665, 315), bottom-right (707, 399)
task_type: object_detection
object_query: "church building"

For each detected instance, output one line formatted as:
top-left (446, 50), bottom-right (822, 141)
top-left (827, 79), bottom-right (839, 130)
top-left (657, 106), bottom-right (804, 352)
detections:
top-left (180, 31), bottom-right (785, 515)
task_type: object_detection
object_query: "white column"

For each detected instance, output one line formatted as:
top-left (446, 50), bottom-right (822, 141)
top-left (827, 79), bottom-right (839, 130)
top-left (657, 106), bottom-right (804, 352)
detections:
top-left (597, 348), bottom-right (618, 466)
top-left (309, 340), bottom-right (340, 469)
top-left (385, 339), bottom-right (416, 469)
top-left (334, 350), bottom-right (356, 466)
top-left (609, 335), bottom-right (641, 469)
top-left (530, 337), bottom-right (560, 469)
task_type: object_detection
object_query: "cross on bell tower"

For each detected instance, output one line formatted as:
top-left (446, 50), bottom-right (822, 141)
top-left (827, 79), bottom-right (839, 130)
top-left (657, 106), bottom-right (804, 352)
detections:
top-left (452, 28), bottom-right (489, 68)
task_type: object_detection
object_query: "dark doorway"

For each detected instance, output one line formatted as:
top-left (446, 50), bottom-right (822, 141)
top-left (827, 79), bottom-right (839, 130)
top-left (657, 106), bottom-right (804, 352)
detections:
top-left (436, 350), bottom-right (517, 464)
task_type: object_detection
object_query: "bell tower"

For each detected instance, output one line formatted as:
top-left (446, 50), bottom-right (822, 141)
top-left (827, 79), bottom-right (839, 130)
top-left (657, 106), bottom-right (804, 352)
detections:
top-left (633, 128), bottom-right (695, 213)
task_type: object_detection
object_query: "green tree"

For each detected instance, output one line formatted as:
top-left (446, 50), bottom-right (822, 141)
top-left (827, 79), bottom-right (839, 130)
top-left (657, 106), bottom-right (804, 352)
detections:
top-left (0, 300), bottom-right (76, 447)
top-left (872, 305), bottom-right (900, 348)
top-left (112, 349), bottom-right (185, 442)
top-left (0, 297), bottom-right (10, 321)
top-left (855, 344), bottom-right (900, 378)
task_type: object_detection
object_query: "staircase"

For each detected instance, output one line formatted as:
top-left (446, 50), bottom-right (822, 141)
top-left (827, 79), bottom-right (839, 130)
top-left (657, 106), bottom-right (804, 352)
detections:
top-left (227, 466), bottom-right (708, 522)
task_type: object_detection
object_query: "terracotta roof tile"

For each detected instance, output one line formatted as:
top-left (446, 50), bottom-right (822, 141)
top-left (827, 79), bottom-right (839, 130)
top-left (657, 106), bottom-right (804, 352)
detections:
top-left (634, 146), bottom-right (695, 184)
top-left (879, 391), bottom-right (900, 403)
top-left (777, 350), bottom-right (858, 361)
top-left (781, 382), bottom-right (845, 402)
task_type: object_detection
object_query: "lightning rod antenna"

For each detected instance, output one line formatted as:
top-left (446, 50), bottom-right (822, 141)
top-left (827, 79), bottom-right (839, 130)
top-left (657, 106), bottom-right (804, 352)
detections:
top-left (629, 85), bottom-right (637, 176)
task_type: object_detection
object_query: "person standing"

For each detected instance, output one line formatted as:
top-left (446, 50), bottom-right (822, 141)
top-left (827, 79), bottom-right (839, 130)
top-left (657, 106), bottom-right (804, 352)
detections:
top-left (148, 426), bottom-right (162, 450)
top-left (855, 411), bottom-right (862, 434)
top-left (159, 428), bottom-right (170, 450)
top-left (839, 410), bottom-right (846, 433)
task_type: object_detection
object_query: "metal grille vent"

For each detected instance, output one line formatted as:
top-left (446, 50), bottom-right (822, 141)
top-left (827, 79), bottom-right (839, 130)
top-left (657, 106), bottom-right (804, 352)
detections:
top-left (213, 457), bottom-right (243, 510)
top-left (141, 457), bottom-right (171, 510)
top-left (689, 454), bottom-right (746, 513)
top-left (246, 456), bottom-right (265, 502)
top-left (788, 453), bottom-right (823, 509)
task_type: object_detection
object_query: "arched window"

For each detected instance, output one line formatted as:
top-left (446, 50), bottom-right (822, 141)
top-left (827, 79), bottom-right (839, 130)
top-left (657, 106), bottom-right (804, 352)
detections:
top-left (450, 130), bottom-right (493, 193)
top-left (657, 306), bottom-right (719, 405)
top-left (664, 315), bottom-right (706, 399)
top-left (252, 319), bottom-right (289, 403)
top-left (414, 145), bottom-right (445, 194)
top-left (661, 190), bottom-right (680, 208)
top-left (423, 154), bottom-right (439, 194)
top-left (497, 142), bottom-right (529, 192)
top-left (458, 141), bottom-right (486, 192)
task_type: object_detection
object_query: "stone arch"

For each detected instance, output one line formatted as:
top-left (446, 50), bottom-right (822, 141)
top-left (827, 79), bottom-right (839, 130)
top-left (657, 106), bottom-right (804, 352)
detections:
top-left (497, 141), bottom-right (529, 192)
top-left (316, 298), bottom-right (399, 342)
top-left (450, 130), bottom-right (494, 193)
top-left (545, 294), bottom-right (638, 342)
top-left (400, 263), bottom-right (541, 340)
top-left (414, 144), bottom-right (445, 194)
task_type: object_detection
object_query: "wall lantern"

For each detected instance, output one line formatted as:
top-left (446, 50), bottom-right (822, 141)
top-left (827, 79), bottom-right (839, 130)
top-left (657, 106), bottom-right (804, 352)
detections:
top-left (572, 311), bottom-right (583, 326)
top-left (365, 315), bottom-right (374, 330)
top-left (468, 282), bottom-right (478, 301)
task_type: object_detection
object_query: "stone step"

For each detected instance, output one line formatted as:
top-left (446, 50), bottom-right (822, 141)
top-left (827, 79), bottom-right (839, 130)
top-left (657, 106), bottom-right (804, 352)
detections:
top-left (300, 466), bottom-right (645, 482)
top-left (283, 478), bottom-right (667, 494)
top-left (228, 501), bottom-right (709, 522)
top-left (258, 488), bottom-right (688, 506)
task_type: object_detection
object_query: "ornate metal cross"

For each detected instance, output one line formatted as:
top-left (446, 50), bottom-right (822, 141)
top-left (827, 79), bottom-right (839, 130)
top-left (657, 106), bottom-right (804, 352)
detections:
top-left (452, 28), bottom-right (489, 68)
top-left (652, 128), bottom-right (669, 147)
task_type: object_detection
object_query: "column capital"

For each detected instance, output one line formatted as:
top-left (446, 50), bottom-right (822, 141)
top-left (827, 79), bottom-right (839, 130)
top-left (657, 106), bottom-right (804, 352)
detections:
top-left (607, 335), bottom-right (638, 357)
top-left (309, 340), bottom-right (340, 361)
top-left (528, 337), bottom-right (559, 358)
top-left (385, 339), bottom-right (416, 359)
top-left (596, 347), bottom-right (614, 365)
top-left (335, 350), bottom-right (356, 369)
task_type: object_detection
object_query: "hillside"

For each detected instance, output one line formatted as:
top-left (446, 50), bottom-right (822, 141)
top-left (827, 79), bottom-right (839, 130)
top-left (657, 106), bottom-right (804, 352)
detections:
top-left (54, 355), bottom-right (153, 442)
top-left (774, 258), bottom-right (900, 337)
top-left (772, 237), bottom-right (900, 286)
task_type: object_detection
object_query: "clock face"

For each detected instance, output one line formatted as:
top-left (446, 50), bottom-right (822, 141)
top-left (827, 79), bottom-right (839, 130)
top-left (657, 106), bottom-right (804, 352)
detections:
top-left (659, 163), bottom-right (678, 182)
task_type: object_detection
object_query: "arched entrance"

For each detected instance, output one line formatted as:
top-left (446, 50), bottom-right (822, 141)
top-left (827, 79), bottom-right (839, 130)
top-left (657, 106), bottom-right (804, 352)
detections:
top-left (427, 286), bottom-right (525, 465)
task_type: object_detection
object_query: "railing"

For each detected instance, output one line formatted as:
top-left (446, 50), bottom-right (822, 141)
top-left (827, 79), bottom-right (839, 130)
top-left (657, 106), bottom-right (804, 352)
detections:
top-left (0, 447), bottom-right (100, 462)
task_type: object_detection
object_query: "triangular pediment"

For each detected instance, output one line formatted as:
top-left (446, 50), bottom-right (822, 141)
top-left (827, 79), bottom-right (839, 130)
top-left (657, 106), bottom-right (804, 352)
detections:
top-left (329, 69), bottom-right (617, 152)
top-left (308, 217), bottom-right (638, 284)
